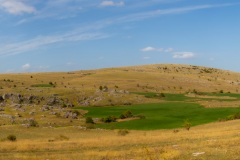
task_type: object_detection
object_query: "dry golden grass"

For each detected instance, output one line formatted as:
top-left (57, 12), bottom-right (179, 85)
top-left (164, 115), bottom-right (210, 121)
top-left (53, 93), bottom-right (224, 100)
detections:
top-left (0, 120), bottom-right (240, 160)
top-left (1, 64), bottom-right (240, 106)
top-left (199, 100), bottom-right (240, 108)
top-left (1, 64), bottom-right (240, 159)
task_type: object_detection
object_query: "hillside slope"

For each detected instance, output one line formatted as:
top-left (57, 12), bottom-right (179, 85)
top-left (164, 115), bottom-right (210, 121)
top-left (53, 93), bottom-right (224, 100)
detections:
top-left (0, 64), bottom-right (239, 106)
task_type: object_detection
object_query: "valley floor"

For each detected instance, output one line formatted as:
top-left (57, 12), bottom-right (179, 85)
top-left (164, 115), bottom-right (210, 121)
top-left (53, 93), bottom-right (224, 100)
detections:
top-left (0, 120), bottom-right (239, 160)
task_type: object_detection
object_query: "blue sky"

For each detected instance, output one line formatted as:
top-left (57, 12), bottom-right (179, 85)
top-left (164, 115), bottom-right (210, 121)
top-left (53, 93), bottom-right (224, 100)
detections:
top-left (0, 0), bottom-right (240, 73)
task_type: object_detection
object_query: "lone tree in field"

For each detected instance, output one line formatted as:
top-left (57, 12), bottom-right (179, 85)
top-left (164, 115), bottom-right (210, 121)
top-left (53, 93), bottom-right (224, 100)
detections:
top-left (183, 119), bottom-right (192, 131)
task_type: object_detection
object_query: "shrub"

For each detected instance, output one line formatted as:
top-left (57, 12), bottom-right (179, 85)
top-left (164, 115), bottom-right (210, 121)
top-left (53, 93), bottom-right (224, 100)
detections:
top-left (119, 110), bottom-right (133, 119)
top-left (101, 115), bottom-right (117, 123)
top-left (86, 117), bottom-right (94, 124)
top-left (160, 93), bottom-right (165, 97)
top-left (233, 112), bottom-right (240, 119)
top-left (222, 112), bottom-right (240, 121)
top-left (7, 134), bottom-right (16, 141)
top-left (183, 119), bottom-right (191, 131)
top-left (29, 119), bottom-right (39, 127)
top-left (118, 129), bottom-right (129, 136)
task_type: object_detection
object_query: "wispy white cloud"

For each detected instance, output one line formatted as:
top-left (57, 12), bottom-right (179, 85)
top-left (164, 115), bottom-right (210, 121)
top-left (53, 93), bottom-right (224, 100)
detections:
top-left (141, 46), bottom-right (195, 59)
top-left (173, 52), bottom-right (195, 59)
top-left (141, 46), bottom-right (164, 52)
top-left (100, 1), bottom-right (125, 7)
top-left (141, 47), bottom-right (174, 52)
top-left (22, 63), bottom-right (31, 70)
top-left (114, 3), bottom-right (240, 24)
top-left (2, 2), bottom-right (238, 57)
top-left (0, 0), bottom-right (36, 15)
top-left (0, 32), bottom-right (109, 56)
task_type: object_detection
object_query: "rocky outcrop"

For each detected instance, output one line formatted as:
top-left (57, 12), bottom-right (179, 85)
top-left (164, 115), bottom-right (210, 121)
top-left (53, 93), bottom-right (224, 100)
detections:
top-left (64, 111), bottom-right (79, 119)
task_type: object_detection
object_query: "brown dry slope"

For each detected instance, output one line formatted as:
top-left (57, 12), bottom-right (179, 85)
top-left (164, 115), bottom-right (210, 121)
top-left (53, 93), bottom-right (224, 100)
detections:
top-left (0, 64), bottom-right (240, 106)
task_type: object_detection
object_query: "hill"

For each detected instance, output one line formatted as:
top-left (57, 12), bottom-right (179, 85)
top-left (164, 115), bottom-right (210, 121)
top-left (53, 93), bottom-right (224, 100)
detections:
top-left (0, 64), bottom-right (240, 159)
top-left (0, 64), bottom-right (240, 107)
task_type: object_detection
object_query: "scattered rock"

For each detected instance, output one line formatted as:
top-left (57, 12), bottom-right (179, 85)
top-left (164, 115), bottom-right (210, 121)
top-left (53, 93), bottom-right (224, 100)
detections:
top-left (29, 111), bottom-right (35, 115)
top-left (64, 111), bottom-right (79, 119)
top-left (42, 105), bottom-right (51, 111)
top-left (0, 103), bottom-right (6, 107)
top-left (193, 152), bottom-right (205, 157)
top-left (0, 114), bottom-right (15, 119)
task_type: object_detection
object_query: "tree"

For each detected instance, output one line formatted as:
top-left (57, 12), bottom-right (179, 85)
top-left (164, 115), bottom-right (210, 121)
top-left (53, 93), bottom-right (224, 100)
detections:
top-left (183, 119), bottom-right (191, 131)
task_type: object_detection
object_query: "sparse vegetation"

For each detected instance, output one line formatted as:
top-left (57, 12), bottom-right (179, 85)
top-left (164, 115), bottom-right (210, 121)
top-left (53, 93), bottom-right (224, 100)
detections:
top-left (28, 119), bottom-right (39, 127)
top-left (219, 112), bottom-right (240, 121)
top-left (119, 110), bottom-right (133, 119)
top-left (31, 84), bottom-right (54, 87)
top-left (101, 115), bottom-right (117, 123)
top-left (117, 129), bottom-right (129, 136)
top-left (7, 134), bottom-right (17, 142)
top-left (86, 117), bottom-right (94, 124)
top-left (0, 64), bottom-right (240, 159)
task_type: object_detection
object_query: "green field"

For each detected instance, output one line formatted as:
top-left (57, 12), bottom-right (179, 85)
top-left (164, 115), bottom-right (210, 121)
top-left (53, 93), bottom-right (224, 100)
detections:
top-left (79, 102), bottom-right (240, 130)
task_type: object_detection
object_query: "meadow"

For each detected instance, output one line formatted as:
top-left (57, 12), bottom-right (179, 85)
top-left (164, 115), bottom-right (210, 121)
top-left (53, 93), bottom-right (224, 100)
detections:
top-left (0, 64), bottom-right (240, 159)
top-left (0, 120), bottom-right (239, 160)
top-left (80, 93), bottom-right (240, 130)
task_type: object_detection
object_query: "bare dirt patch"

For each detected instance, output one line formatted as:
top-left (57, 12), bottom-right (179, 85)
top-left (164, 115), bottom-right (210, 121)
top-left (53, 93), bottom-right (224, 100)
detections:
top-left (199, 100), bottom-right (240, 108)
top-left (186, 94), bottom-right (237, 100)
top-left (117, 117), bottom-right (140, 122)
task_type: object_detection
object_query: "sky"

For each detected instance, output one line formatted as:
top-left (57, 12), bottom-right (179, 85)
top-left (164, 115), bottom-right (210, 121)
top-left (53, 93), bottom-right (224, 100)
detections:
top-left (0, 0), bottom-right (240, 73)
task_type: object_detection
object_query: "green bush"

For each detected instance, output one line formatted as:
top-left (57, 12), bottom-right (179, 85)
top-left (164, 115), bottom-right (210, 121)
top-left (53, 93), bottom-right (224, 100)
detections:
top-left (233, 112), bottom-right (240, 119)
top-left (119, 110), bottom-right (133, 119)
top-left (183, 119), bottom-right (191, 131)
top-left (101, 115), bottom-right (117, 123)
top-left (160, 93), bottom-right (165, 97)
top-left (86, 117), bottom-right (94, 124)
top-left (223, 112), bottom-right (240, 121)
top-left (7, 134), bottom-right (16, 141)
